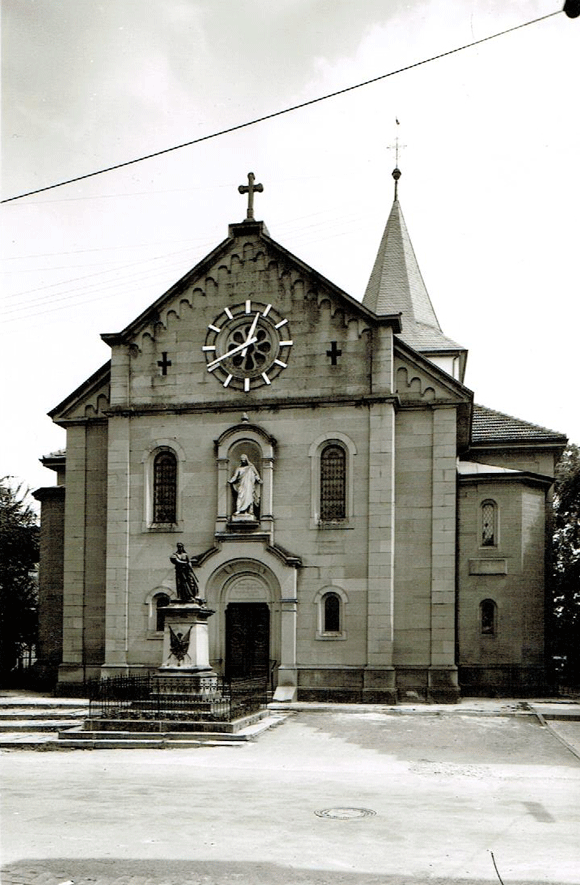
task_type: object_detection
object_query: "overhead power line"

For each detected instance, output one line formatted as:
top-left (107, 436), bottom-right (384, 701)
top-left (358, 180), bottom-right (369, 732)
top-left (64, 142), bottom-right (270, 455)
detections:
top-left (1, 10), bottom-right (559, 205)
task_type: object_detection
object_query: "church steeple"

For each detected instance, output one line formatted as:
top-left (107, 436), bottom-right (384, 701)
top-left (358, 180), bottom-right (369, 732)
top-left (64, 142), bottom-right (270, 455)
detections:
top-left (363, 167), bottom-right (441, 327)
top-left (363, 167), bottom-right (467, 380)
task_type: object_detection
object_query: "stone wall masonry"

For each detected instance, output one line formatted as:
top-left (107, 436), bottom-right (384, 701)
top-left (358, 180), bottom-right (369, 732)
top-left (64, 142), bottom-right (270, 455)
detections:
top-left (394, 409), bottom-right (433, 666)
top-left (116, 404), bottom-right (374, 671)
top-left (430, 408), bottom-right (458, 676)
top-left (34, 486), bottom-right (65, 682)
top-left (469, 447), bottom-right (559, 478)
top-left (84, 423), bottom-right (108, 666)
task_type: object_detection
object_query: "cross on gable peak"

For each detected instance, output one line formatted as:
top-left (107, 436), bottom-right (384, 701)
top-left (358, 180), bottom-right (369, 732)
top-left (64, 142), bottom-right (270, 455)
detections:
top-left (238, 172), bottom-right (264, 220)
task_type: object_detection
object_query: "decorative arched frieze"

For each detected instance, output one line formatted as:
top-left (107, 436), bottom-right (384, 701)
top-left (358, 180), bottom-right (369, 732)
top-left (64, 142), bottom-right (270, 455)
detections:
top-left (84, 391), bottom-right (110, 418)
top-left (396, 365), bottom-right (441, 401)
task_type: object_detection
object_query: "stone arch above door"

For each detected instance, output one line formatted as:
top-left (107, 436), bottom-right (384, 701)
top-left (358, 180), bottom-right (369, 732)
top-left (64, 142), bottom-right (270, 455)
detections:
top-left (205, 557), bottom-right (281, 682)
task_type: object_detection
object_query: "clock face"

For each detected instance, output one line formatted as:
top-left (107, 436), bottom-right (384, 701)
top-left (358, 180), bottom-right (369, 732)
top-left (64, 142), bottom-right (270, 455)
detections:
top-left (203, 300), bottom-right (293, 391)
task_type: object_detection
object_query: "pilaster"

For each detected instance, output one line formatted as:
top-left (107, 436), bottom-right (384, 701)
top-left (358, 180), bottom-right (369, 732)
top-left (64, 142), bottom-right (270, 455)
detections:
top-left (365, 401), bottom-right (396, 699)
top-left (276, 566), bottom-right (298, 698)
top-left (103, 415), bottom-right (131, 671)
top-left (59, 425), bottom-right (87, 684)
top-left (429, 406), bottom-right (460, 701)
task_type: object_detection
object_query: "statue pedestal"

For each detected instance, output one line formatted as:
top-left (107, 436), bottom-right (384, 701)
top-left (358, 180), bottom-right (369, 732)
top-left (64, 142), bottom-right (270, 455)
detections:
top-left (228, 513), bottom-right (260, 532)
top-left (158, 603), bottom-right (216, 675)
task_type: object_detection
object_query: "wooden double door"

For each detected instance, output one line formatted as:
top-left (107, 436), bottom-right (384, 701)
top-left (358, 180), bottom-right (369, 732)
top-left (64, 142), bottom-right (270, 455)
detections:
top-left (225, 602), bottom-right (270, 680)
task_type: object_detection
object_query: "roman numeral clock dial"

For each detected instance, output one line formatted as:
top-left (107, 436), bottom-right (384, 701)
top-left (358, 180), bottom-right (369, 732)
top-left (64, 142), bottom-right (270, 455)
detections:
top-left (203, 301), bottom-right (293, 392)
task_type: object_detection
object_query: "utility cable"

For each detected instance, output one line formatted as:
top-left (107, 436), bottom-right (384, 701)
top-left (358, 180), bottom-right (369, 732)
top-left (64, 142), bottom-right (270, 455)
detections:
top-left (1, 10), bottom-right (559, 205)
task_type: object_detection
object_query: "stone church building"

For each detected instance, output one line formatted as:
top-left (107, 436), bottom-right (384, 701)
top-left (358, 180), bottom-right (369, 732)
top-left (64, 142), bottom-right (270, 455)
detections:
top-left (34, 171), bottom-right (566, 701)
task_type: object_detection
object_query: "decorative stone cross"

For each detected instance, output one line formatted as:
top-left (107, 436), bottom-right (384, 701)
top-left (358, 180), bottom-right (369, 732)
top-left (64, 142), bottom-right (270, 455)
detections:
top-left (157, 352), bottom-right (172, 375)
top-left (326, 341), bottom-right (342, 366)
top-left (238, 172), bottom-right (263, 220)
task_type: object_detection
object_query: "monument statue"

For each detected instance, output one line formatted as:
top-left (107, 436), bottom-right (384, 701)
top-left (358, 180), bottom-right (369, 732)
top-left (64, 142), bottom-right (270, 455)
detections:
top-left (169, 543), bottom-right (200, 603)
top-left (228, 454), bottom-right (262, 516)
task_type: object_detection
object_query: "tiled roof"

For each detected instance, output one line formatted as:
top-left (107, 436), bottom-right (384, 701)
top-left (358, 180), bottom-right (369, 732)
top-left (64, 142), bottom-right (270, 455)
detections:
top-left (472, 405), bottom-right (567, 444)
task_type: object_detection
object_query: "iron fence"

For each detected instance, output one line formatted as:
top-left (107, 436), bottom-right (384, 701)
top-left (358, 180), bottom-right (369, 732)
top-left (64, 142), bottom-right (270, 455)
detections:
top-left (87, 673), bottom-right (268, 722)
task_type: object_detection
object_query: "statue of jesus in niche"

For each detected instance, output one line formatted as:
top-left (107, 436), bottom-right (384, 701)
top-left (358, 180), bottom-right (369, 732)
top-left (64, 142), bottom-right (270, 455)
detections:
top-left (228, 454), bottom-right (262, 516)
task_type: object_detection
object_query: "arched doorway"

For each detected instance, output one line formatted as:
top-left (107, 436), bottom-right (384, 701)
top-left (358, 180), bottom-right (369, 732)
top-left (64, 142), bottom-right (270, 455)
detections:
top-left (207, 563), bottom-right (279, 683)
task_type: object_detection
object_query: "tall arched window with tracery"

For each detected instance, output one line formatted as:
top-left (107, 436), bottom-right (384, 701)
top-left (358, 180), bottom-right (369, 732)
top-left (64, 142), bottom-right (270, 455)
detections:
top-left (481, 499), bottom-right (497, 547)
top-left (153, 450), bottom-right (177, 524)
top-left (320, 444), bottom-right (346, 522)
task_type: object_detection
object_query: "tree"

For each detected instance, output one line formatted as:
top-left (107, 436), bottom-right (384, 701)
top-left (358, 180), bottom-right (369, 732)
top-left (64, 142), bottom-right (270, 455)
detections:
top-left (551, 444), bottom-right (580, 686)
top-left (0, 478), bottom-right (39, 682)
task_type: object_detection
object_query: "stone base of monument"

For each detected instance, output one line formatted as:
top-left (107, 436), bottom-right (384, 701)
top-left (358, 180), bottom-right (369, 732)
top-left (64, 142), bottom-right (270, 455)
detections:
top-left (60, 597), bottom-right (279, 748)
top-left (158, 602), bottom-right (216, 674)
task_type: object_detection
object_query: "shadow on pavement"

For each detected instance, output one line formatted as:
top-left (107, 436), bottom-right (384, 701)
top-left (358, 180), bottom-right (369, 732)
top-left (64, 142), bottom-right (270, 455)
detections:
top-left (1, 857), bottom-right (571, 885)
top-left (304, 711), bottom-right (577, 766)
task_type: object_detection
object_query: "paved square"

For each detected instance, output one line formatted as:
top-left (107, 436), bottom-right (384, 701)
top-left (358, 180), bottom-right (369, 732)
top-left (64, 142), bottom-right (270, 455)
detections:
top-left (1, 709), bottom-right (579, 885)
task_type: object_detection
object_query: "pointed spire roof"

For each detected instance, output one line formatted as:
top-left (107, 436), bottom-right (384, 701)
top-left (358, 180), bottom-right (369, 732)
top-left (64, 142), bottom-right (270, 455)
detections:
top-left (363, 168), bottom-right (464, 353)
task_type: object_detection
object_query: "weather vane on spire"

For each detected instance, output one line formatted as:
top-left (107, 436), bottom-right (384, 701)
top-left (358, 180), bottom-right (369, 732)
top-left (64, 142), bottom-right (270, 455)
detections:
top-left (238, 172), bottom-right (263, 220)
top-left (387, 119), bottom-right (406, 200)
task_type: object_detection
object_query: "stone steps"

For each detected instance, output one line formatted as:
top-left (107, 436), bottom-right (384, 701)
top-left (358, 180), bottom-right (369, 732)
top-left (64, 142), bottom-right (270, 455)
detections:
top-left (0, 708), bottom-right (87, 719)
top-left (0, 697), bottom-right (89, 739)
top-left (0, 718), bottom-right (86, 732)
top-left (56, 714), bottom-right (282, 749)
top-left (57, 728), bottom-right (251, 749)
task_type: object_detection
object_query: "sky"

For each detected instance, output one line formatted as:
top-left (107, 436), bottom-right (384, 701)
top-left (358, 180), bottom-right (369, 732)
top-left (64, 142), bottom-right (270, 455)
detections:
top-left (2, 0), bottom-right (579, 500)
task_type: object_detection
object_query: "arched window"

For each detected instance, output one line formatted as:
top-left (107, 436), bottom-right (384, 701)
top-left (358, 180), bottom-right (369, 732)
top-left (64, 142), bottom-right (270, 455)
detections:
top-left (481, 500), bottom-right (497, 547)
top-left (155, 593), bottom-right (170, 632)
top-left (320, 445), bottom-right (346, 522)
top-left (315, 587), bottom-right (347, 639)
top-left (323, 592), bottom-right (341, 633)
top-left (480, 599), bottom-right (497, 635)
top-left (153, 450), bottom-right (177, 524)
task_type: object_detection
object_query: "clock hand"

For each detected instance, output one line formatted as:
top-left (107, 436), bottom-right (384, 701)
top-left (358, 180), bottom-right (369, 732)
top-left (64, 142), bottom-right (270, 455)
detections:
top-left (207, 336), bottom-right (258, 369)
top-left (241, 312), bottom-right (260, 357)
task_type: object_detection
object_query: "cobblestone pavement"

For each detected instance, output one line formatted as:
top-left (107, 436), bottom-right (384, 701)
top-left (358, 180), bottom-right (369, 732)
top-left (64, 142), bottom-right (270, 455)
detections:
top-left (2, 707), bottom-right (580, 885)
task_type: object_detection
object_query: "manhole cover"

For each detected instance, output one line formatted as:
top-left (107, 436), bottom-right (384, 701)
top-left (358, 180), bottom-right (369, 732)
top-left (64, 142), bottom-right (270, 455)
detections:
top-left (315, 807), bottom-right (376, 820)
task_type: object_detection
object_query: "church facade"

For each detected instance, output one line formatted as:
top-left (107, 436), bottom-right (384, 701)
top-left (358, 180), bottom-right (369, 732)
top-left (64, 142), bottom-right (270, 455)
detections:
top-left (34, 172), bottom-right (566, 701)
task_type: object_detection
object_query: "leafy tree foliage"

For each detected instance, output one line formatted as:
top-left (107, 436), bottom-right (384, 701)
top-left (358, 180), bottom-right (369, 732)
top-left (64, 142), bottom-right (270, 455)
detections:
top-left (0, 479), bottom-right (39, 681)
top-left (551, 444), bottom-right (580, 685)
